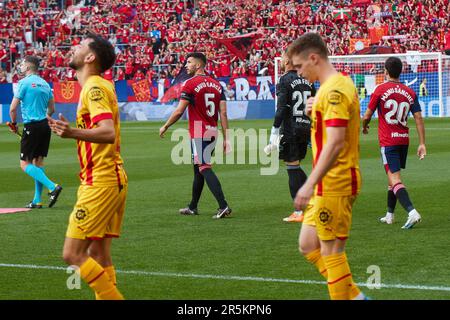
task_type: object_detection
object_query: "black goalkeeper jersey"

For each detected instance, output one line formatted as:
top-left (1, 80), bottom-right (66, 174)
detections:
top-left (275, 70), bottom-right (316, 140)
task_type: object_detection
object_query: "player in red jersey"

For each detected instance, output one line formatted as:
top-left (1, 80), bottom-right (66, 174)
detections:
top-left (160, 52), bottom-right (232, 219)
top-left (363, 57), bottom-right (426, 229)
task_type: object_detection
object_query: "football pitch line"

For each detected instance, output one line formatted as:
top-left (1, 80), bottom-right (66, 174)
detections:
top-left (1, 263), bottom-right (450, 293)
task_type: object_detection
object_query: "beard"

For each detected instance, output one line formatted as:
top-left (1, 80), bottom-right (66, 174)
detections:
top-left (68, 57), bottom-right (81, 70)
top-left (186, 68), bottom-right (195, 75)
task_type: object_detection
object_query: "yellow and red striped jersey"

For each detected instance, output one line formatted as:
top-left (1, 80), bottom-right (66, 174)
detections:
top-left (311, 73), bottom-right (361, 196)
top-left (76, 75), bottom-right (126, 187)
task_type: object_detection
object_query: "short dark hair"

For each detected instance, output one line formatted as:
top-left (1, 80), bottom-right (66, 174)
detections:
top-left (186, 52), bottom-right (207, 66)
top-left (287, 33), bottom-right (329, 60)
top-left (385, 57), bottom-right (402, 79)
top-left (86, 33), bottom-right (116, 73)
top-left (24, 56), bottom-right (40, 71)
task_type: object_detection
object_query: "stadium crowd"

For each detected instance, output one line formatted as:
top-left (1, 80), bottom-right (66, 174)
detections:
top-left (0, 0), bottom-right (449, 83)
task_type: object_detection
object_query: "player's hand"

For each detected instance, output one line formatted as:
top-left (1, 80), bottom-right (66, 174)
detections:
top-left (269, 127), bottom-right (280, 145)
top-left (159, 125), bottom-right (168, 138)
top-left (362, 118), bottom-right (370, 134)
top-left (417, 144), bottom-right (426, 160)
top-left (7, 121), bottom-right (18, 134)
top-left (305, 97), bottom-right (315, 117)
top-left (47, 114), bottom-right (72, 138)
top-left (263, 143), bottom-right (275, 155)
top-left (264, 127), bottom-right (280, 155)
top-left (362, 124), bottom-right (369, 134)
top-left (223, 140), bottom-right (232, 154)
top-left (294, 182), bottom-right (314, 211)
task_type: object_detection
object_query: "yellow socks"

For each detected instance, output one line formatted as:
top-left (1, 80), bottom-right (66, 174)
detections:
top-left (322, 252), bottom-right (360, 300)
top-left (79, 257), bottom-right (124, 300)
top-left (95, 265), bottom-right (117, 300)
top-left (104, 265), bottom-right (117, 286)
top-left (305, 249), bottom-right (328, 279)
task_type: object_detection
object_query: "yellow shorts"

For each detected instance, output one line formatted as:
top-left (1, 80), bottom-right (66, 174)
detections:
top-left (66, 184), bottom-right (128, 240)
top-left (302, 195), bottom-right (356, 241)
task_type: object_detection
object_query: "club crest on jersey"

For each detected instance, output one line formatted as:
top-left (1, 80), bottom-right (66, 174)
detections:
top-left (88, 87), bottom-right (105, 101)
top-left (77, 118), bottom-right (86, 129)
top-left (74, 207), bottom-right (88, 222)
top-left (318, 207), bottom-right (333, 225)
top-left (327, 91), bottom-right (342, 105)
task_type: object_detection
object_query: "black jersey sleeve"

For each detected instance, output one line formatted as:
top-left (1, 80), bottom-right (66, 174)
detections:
top-left (276, 78), bottom-right (289, 109)
top-left (273, 77), bottom-right (290, 128)
top-left (273, 104), bottom-right (288, 128)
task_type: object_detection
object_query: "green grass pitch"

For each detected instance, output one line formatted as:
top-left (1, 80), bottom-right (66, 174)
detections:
top-left (0, 118), bottom-right (449, 300)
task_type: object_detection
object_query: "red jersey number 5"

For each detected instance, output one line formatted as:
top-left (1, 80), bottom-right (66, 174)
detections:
top-left (204, 93), bottom-right (216, 117)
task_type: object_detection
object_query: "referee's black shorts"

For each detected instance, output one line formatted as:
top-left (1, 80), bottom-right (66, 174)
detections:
top-left (20, 119), bottom-right (51, 161)
top-left (278, 135), bottom-right (308, 163)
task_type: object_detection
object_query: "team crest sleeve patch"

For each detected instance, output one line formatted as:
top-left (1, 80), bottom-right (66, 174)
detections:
top-left (327, 90), bottom-right (342, 105)
top-left (88, 87), bottom-right (106, 102)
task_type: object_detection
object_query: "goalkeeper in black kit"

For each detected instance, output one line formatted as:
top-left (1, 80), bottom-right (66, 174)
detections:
top-left (265, 53), bottom-right (316, 222)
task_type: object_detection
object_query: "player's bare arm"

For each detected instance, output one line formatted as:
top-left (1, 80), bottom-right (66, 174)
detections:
top-left (48, 114), bottom-right (115, 143)
top-left (159, 99), bottom-right (189, 138)
top-left (294, 126), bottom-right (346, 211)
top-left (362, 108), bottom-right (374, 134)
top-left (219, 100), bottom-right (231, 153)
top-left (47, 98), bottom-right (55, 117)
top-left (413, 111), bottom-right (426, 160)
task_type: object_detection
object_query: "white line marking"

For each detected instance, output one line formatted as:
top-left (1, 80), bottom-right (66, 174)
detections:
top-left (1, 263), bottom-right (450, 292)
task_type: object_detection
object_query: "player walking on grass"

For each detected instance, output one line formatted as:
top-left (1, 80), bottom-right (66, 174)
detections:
top-left (48, 33), bottom-right (127, 300)
top-left (362, 57), bottom-right (426, 229)
top-left (289, 33), bottom-right (367, 300)
top-left (266, 52), bottom-right (315, 223)
top-left (9, 56), bottom-right (62, 209)
top-left (159, 52), bottom-right (232, 219)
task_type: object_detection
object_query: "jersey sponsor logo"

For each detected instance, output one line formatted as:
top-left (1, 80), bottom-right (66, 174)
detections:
top-left (391, 132), bottom-right (409, 138)
top-left (61, 82), bottom-right (75, 100)
top-left (318, 207), bottom-right (333, 225)
top-left (327, 91), bottom-right (342, 105)
top-left (88, 87), bottom-right (105, 101)
top-left (295, 117), bottom-right (310, 124)
top-left (205, 125), bottom-right (217, 131)
top-left (31, 83), bottom-right (36, 88)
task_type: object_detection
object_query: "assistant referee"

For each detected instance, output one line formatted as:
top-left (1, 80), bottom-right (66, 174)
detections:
top-left (9, 56), bottom-right (62, 208)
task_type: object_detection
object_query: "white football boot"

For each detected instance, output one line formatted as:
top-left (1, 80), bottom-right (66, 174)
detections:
top-left (401, 209), bottom-right (421, 229)
top-left (380, 212), bottom-right (394, 225)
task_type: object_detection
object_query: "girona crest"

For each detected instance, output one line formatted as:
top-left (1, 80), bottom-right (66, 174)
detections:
top-left (61, 82), bottom-right (75, 100)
